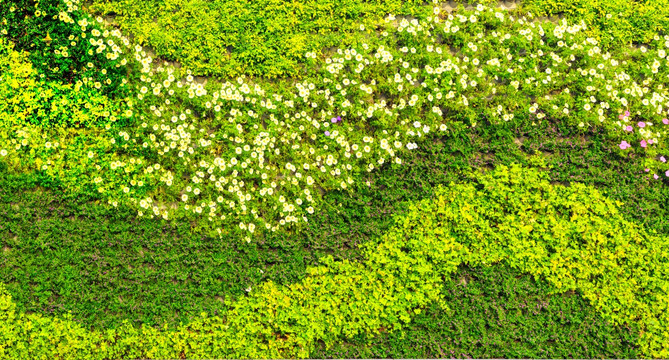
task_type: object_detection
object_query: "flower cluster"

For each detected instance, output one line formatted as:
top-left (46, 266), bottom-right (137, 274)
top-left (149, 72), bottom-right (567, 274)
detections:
top-left (3, 1), bottom-right (669, 242)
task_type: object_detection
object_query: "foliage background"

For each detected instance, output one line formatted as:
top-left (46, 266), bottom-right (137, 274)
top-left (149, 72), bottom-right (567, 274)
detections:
top-left (2, 163), bottom-right (666, 358)
top-left (83, 0), bottom-right (437, 79)
top-left (2, 0), bottom-right (669, 357)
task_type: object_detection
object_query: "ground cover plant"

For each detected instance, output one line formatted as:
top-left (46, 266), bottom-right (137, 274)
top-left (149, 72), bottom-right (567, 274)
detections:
top-left (312, 262), bottom-right (640, 359)
top-left (83, 0), bottom-right (440, 79)
top-left (2, 164), bottom-right (667, 359)
top-left (1, 0), bottom-right (669, 358)
top-left (5, 0), bottom-right (669, 241)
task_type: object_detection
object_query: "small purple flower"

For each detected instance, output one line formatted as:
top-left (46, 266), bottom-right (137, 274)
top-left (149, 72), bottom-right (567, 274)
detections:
top-left (619, 140), bottom-right (631, 150)
top-left (666, 170), bottom-right (669, 177)
top-left (336, 116), bottom-right (342, 122)
top-left (625, 125), bottom-right (633, 132)
top-left (324, 131), bottom-right (330, 136)
top-left (625, 110), bottom-right (630, 117)
top-left (640, 140), bottom-right (647, 148)
top-left (331, 117), bottom-right (337, 123)
top-left (638, 121), bottom-right (646, 128)
top-left (645, 168), bottom-right (651, 172)
top-left (663, 118), bottom-right (669, 125)
top-left (661, 156), bottom-right (667, 163)
top-left (654, 174), bottom-right (659, 179)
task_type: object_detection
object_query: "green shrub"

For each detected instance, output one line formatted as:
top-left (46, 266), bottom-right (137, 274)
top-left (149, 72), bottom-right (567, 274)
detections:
top-left (0, 37), bottom-right (134, 197)
top-left (0, 0), bottom-right (132, 99)
top-left (1, 163), bottom-right (667, 358)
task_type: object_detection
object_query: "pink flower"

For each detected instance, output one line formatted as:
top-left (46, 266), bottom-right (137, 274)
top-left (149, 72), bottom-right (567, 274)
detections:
top-left (661, 156), bottom-right (667, 163)
top-left (648, 139), bottom-right (654, 144)
top-left (619, 141), bottom-right (631, 150)
top-left (666, 170), bottom-right (669, 177)
top-left (663, 118), bottom-right (669, 125)
top-left (645, 168), bottom-right (651, 172)
top-left (641, 140), bottom-right (647, 148)
top-left (324, 131), bottom-right (330, 136)
top-left (619, 114), bottom-right (625, 120)
top-left (625, 110), bottom-right (630, 116)
top-left (625, 125), bottom-right (633, 132)
top-left (638, 122), bottom-right (646, 128)
top-left (654, 174), bottom-right (659, 179)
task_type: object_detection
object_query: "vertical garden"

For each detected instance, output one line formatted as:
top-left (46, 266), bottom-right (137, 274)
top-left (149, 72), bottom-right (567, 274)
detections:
top-left (1, 0), bottom-right (668, 358)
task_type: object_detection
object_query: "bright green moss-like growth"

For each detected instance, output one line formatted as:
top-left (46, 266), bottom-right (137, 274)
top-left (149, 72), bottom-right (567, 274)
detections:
top-left (82, 0), bottom-right (669, 80)
top-left (0, 37), bottom-right (129, 193)
top-left (0, 0), bottom-right (132, 98)
top-left (1, 163), bottom-right (667, 358)
top-left (0, 38), bottom-right (122, 129)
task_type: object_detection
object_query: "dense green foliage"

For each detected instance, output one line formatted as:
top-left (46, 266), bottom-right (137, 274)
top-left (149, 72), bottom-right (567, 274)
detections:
top-left (2, 164), bottom-right (668, 358)
top-left (83, 0), bottom-right (669, 81)
top-left (313, 263), bottom-right (639, 359)
top-left (0, 0), bottom-right (131, 98)
top-left (523, 0), bottom-right (669, 51)
top-left (3, 108), bottom-right (669, 334)
top-left (2, 0), bottom-right (669, 358)
top-left (0, 38), bottom-right (122, 129)
top-left (6, 0), bottom-right (669, 243)
top-left (84, 0), bottom-right (438, 79)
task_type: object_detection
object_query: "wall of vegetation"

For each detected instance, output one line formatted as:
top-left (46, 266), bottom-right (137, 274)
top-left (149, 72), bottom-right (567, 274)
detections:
top-left (1, 164), bottom-right (668, 358)
top-left (2, 0), bottom-right (669, 358)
